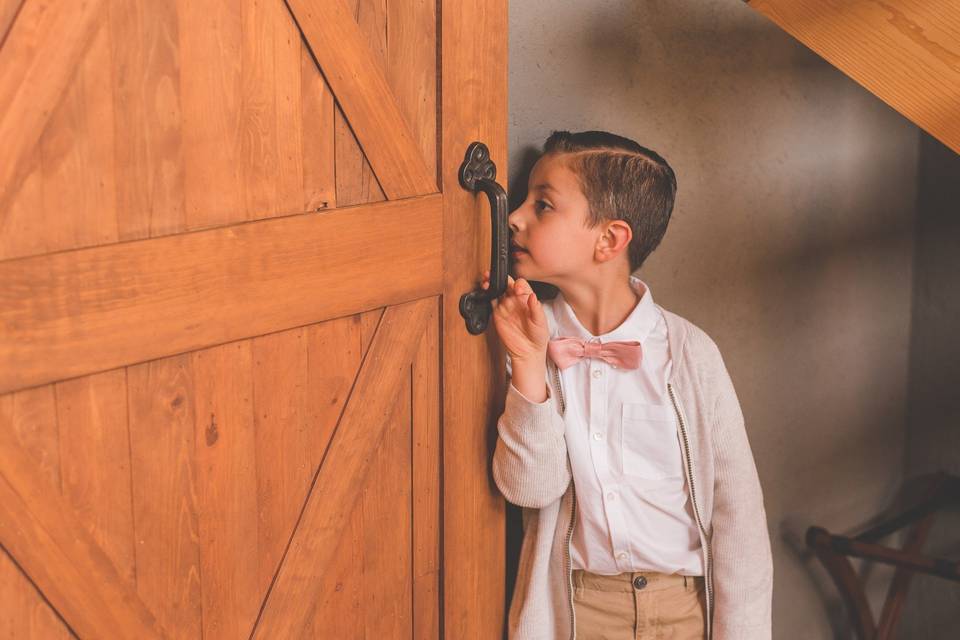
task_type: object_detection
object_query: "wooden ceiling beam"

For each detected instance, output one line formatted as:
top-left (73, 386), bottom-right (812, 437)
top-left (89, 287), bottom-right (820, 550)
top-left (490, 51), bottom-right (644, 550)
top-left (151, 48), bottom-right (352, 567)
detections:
top-left (748, 0), bottom-right (960, 154)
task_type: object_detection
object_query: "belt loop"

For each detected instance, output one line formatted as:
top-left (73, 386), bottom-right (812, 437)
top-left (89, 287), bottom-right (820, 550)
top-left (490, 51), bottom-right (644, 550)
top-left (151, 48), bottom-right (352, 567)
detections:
top-left (683, 575), bottom-right (689, 588)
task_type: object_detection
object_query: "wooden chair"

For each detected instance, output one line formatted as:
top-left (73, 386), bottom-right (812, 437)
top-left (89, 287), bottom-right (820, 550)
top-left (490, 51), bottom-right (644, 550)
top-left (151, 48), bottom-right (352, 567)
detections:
top-left (806, 471), bottom-right (960, 639)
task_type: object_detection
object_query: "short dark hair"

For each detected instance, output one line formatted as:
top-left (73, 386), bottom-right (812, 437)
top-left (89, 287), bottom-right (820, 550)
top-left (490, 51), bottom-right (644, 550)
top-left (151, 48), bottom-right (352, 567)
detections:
top-left (542, 130), bottom-right (677, 272)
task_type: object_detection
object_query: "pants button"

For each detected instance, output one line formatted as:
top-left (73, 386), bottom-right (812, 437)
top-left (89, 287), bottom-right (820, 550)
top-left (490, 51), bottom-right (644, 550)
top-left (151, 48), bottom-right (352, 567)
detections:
top-left (633, 575), bottom-right (647, 590)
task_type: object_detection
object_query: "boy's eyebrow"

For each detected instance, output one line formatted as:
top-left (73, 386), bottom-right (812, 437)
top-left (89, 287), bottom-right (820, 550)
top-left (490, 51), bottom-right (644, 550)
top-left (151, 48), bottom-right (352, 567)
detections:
top-left (532, 183), bottom-right (557, 194)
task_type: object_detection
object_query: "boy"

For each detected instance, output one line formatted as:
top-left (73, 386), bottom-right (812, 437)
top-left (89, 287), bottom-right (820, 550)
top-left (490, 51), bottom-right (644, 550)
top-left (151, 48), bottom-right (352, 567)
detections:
top-left (481, 130), bottom-right (772, 639)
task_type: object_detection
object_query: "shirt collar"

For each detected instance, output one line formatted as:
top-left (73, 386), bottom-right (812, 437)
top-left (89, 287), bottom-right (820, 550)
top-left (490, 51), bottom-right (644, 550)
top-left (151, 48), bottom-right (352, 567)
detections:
top-left (552, 275), bottom-right (659, 344)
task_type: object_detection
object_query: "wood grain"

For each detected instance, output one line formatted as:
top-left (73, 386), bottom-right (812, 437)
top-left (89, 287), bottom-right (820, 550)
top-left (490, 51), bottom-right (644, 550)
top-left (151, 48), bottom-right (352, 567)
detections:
top-left (0, 195), bottom-right (443, 394)
top-left (55, 371), bottom-right (136, 585)
top-left (749, 0), bottom-right (960, 154)
top-left (252, 295), bottom-right (433, 638)
top-left (0, 422), bottom-right (165, 638)
top-left (127, 355), bottom-right (203, 640)
top-left (440, 0), bottom-right (510, 637)
top-left (108, 0), bottom-right (187, 240)
top-left (285, 0), bottom-right (436, 198)
top-left (0, 0), bottom-right (106, 216)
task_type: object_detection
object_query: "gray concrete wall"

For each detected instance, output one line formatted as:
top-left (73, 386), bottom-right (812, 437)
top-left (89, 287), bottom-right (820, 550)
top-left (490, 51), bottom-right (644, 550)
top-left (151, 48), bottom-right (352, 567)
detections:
top-left (899, 133), bottom-right (960, 638)
top-left (507, 1), bottom-right (932, 637)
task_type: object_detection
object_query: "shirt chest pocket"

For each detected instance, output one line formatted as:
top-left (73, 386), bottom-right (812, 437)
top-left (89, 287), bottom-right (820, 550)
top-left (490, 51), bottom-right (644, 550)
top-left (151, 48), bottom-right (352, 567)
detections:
top-left (620, 402), bottom-right (683, 480)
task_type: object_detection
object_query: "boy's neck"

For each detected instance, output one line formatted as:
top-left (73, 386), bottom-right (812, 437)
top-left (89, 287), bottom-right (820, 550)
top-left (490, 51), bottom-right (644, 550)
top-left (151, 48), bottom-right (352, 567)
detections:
top-left (559, 276), bottom-right (643, 338)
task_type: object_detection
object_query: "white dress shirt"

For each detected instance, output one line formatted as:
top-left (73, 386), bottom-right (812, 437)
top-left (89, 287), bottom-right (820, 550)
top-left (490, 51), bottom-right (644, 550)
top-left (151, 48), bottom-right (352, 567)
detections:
top-left (540, 275), bottom-right (704, 576)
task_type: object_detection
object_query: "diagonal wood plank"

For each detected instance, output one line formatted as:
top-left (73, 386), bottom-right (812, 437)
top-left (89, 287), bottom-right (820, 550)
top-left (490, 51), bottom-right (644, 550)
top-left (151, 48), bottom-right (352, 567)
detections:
top-left (0, 0), bottom-right (106, 215)
top-left (0, 424), bottom-right (166, 639)
top-left (284, 0), bottom-right (437, 198)
top-left (748, 0), bottom-right (960, 155)
top-left (250, 295), bottom-right (434, 639)
top-left (0, 194), bottom-right (443, 394)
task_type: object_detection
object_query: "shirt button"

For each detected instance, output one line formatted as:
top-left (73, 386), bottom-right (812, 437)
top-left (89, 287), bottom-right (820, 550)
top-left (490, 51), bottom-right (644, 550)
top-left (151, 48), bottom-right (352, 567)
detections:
top-left (606, 491), bottom-right (616, 500)
top-left (617, 551), bottom-right (628, 561)
top-left (592, 432), bottom-right (603, 441)
top-left (592, 369), bottom-right (602, 378)
top-left (633, 576), bottom-right (648, 590)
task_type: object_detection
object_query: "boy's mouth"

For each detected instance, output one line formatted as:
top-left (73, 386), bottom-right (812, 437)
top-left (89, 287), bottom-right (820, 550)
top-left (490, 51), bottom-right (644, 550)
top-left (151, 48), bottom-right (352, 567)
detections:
top-left (509, 241), bottom-right (528, 254)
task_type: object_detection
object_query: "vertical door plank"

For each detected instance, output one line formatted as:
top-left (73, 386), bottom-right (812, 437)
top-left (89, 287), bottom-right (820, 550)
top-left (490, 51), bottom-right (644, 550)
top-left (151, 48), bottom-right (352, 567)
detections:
top-left (412, 298), bottom-right (441, 639)
top-left (39, 22), bottom-right (119, 255)
top-left (3, 385), bottom-right (60, 487)
top-left (273, 0), bottom-right (305, 215)
top-left (300, 38), bottom-right (336, 211)
top-left (240, 0), bottom-right (303, 220)
top-left (108, 0), bottom-right (187, 241)
top-left (178, 0), bottom-right (242, 230)
top-left (192, 340), bottom-right (259, 639)
top-left (386, 0), bottom-right (438, 181)
top-left (128, 355), bottom-right (202, 640)
top-left (252, 328), bottom-right (311, 596)
top-left (55, 370), bottom-right (136, 585)
top-left (305, 314), bottom-right (364, 637)
top-left (362, 362), bottom-right (413, 638)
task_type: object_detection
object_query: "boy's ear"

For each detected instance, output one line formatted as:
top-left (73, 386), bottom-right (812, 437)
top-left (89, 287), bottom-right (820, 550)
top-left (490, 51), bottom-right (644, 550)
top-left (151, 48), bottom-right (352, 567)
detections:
top-left (597, 220), bottom-right (632, 261)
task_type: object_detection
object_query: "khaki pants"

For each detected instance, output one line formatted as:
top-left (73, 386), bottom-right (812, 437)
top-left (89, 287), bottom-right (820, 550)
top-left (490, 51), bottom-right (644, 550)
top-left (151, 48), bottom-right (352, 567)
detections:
top-left (572, 568), bottom-right (707, 639)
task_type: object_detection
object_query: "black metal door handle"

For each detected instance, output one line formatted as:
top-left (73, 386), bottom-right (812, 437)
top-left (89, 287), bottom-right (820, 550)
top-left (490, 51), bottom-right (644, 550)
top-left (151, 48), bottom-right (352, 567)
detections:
top-left (458, 141), bottom-right (508, 335)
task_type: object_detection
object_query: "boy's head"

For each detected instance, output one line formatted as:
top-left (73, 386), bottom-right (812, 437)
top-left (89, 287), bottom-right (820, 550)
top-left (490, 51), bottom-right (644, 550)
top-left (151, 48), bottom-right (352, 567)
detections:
top-left (509, 130), bottom-right (677, 286)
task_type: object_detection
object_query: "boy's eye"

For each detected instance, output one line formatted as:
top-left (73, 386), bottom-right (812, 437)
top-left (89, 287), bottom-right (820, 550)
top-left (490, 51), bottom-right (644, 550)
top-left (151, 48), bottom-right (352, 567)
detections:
top-left (534, 200), bottom-right (551, 211)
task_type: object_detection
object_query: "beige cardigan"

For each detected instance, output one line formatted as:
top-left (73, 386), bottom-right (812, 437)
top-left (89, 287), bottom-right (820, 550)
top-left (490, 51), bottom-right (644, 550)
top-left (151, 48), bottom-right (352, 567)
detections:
top-left (492, 304), bottom-right (773, 640)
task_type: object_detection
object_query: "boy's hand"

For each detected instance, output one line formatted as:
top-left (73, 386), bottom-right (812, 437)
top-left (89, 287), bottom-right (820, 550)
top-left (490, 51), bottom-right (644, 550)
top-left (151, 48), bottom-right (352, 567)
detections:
top-left (480, 270), bottom-right (549, 362)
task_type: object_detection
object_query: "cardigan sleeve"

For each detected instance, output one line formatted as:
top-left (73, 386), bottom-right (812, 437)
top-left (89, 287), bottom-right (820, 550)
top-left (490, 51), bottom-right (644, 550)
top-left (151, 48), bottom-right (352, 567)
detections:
top-left (491, 353), bottom-right (571, 509)
top-left (707, 342), bottom-right (774, 640)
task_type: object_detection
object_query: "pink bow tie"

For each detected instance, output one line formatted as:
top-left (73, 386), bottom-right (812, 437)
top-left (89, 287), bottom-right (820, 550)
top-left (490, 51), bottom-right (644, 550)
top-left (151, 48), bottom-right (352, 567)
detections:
top-left (547, 336), bottom-right (643, 371)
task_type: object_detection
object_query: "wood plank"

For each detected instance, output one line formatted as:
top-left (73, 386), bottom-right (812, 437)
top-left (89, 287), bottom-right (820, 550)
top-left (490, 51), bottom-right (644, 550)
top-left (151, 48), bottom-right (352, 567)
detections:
top-left (0, 194), bottom-right (443, 394)
top-left (0, 423), bottom-right (165, 638)
top-left (0, 0), bottom-right (106, 215)
top-left (300, 38), bottom-right (336, 211)
top-left (333, 0), bottom-right (388, 208)
top-left (55, 370), bottom-right (136, 584)
top-left (2, 385), bottom-right (60, 487)
top-left (192, 340), bottom-right (260, 639)
top-left (412, 298), bottom-right (441, 639)
top-left (284, 0), bottom-right (436, 198)
top-left (177, 0), bottom-right (242, 229)
top-left (38, 21), bottom-right (120, 268)
top-left (127, 355), bottom-right (202, 640)
top-left (748, 0), bottom-right (960, 155)
top-left (252, 327), bottom-right (313, 597)
top-left (108, 0), bottom-right (187, 241)
top-left (240, 0), bottom-right (304, 220)
top-left (334, 99), bottom-right (387, 206)
top-left (385, 0), bottom-right (438, 182)
top-left (251, 296), bottom-right (433, 638)
top-left (362, 347), bottom-right (413, 638)
top-left (439, 0), bottom-right (509, 637)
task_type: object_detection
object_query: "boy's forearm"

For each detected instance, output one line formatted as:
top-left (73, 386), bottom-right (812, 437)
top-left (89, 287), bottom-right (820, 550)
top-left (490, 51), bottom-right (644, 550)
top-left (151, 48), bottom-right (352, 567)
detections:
top-left (509, 353), bottom-right (548, 403)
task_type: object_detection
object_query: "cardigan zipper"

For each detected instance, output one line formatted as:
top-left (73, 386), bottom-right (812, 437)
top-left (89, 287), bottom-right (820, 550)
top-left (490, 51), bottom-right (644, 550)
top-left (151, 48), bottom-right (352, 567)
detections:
top-left (549, 360), bottom-right (577, 640)
top-left (667, 381), bottom-right (713, 640)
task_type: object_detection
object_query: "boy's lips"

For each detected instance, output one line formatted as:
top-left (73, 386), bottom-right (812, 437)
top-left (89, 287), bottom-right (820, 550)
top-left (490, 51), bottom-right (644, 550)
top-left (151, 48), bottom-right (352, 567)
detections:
top-left (509, 242), bottom-right (528, 254)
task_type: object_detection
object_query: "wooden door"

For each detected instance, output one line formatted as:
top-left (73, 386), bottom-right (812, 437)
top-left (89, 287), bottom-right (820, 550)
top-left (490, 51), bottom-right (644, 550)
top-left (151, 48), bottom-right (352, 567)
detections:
top-left (0, 0), bottom-right (507, 638)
